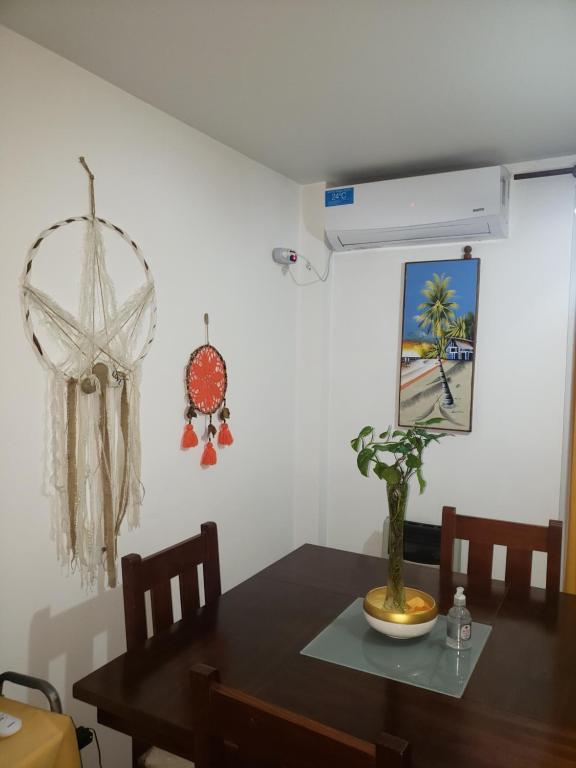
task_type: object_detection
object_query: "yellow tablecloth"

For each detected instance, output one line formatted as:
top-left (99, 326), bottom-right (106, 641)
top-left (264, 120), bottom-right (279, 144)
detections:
top-left (0, 698), bottom-right (80, 768)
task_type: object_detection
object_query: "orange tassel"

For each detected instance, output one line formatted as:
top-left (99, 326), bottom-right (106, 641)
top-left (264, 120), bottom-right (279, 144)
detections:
top-left (181, 423), bottom-right (198, 449)
top-left (201, 440), bottom-right (217, 466)
top-left (218, 422), bottom-right (234, 446)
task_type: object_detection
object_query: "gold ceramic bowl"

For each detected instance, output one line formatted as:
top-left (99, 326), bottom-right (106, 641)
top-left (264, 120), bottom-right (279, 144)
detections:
top-left (363, 586), bottom-right (438, 626)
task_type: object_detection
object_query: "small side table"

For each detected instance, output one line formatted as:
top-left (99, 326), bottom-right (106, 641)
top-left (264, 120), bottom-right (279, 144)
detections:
top-left (0, 697), bottom-right (81, 768)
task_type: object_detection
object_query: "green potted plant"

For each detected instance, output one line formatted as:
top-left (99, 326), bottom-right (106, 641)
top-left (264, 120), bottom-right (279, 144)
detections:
top-left (351, 419), bottom-right (448, 638)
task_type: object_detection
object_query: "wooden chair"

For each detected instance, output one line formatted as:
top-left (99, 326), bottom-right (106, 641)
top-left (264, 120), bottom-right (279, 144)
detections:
top-left (121, 522), bottom-right (221, 768)
top-left (440, 506), bottom-right (562, 593)
top-left (190, 664), bottom-right (411, 768)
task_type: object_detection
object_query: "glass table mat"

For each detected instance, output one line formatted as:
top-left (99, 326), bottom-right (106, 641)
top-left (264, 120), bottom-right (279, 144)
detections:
top-left (301, 598), bottom-right (491, 698)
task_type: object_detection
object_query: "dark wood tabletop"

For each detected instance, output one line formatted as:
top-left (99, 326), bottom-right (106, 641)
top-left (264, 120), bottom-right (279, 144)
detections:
top-left (73, 544), bottom-right (576, 767)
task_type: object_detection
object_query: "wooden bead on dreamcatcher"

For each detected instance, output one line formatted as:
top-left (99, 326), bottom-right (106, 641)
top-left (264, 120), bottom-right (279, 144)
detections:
top-left (181, 313), bottom-right (233, 466)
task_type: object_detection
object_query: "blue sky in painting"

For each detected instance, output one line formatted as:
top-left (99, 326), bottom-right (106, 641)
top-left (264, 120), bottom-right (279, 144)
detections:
top-left (402, 259), bottom-right (478, 340)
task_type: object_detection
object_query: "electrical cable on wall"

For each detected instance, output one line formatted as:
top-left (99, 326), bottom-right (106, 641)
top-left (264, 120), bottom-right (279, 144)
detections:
top-left (289, 250), bottom-right (333, 286)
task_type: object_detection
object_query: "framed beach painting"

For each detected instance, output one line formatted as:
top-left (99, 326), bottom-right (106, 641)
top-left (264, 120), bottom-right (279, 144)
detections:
top-left (398, 258), bottom-right (480, 432)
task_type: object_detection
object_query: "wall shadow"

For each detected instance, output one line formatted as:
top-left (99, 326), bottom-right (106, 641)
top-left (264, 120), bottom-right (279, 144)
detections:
top-left (27, 579), bottom-right (125, 708)
top-left (25, 577), bottom-right (129, 767)
top-left (362, 529), bottom-right (384, 557)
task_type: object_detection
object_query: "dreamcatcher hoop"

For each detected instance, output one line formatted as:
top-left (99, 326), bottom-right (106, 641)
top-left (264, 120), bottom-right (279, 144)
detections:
top-left (21, 215), bottom-right (157, 375)
top-left (186, 344), bottom-right (228, 415)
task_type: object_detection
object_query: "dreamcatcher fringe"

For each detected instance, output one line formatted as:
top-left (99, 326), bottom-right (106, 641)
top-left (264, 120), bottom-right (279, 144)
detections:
top-left (46, 367), bottom-right (144, 588)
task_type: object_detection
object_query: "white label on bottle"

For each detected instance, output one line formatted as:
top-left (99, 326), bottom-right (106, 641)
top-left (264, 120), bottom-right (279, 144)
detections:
top-left (461, 623), bottom-right (471, 641)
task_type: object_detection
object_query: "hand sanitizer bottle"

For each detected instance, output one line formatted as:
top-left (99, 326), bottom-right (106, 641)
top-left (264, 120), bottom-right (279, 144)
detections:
top-left (446, 586), bottom-right (472, 650)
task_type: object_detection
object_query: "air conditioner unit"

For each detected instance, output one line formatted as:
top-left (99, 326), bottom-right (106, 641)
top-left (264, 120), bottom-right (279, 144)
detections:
top-left (325, 166), bottom-right (510, 251)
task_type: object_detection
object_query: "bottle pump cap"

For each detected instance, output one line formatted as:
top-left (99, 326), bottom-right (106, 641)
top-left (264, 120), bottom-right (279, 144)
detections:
top-left (454, 586), bottom-right (466, 606)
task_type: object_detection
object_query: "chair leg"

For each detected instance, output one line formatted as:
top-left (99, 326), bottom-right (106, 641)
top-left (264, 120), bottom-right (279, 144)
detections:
top-left (132, 738), bottom-right (149, 767)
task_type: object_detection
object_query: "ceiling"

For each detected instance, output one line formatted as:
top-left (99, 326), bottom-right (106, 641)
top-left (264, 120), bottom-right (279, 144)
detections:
top-left (1, 0), bottom-right (575, 185)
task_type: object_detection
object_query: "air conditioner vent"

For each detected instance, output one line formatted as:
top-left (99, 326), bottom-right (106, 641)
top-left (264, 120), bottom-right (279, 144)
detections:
top-left (337, 220), bottom-right (492, 249)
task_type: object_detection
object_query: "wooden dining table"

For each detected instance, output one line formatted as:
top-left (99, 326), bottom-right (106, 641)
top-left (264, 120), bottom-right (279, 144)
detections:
top-left (73, 544), bottom-right (576, 767)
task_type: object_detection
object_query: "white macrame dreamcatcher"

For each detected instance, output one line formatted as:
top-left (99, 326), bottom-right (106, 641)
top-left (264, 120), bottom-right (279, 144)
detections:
top-left (21, 158), bottom-right (157, 587)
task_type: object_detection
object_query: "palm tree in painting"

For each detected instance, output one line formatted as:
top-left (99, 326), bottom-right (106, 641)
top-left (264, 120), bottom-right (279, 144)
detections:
top-left (464, 311), bottom-right (476, 342)
top-left (416, 273), bottom-right (457, 407)
top-left (421, 340), bottom-right (443, 360)
top-left (447, 315), bottom-right (468, 341)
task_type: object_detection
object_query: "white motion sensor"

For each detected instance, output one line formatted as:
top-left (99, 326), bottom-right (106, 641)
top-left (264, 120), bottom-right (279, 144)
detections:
top-left (272, 248), bottom-right (298, 266)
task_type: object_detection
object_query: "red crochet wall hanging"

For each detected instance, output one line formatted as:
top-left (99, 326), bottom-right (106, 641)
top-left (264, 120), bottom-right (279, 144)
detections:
top-left (181, 313), bottom-right (233, 466)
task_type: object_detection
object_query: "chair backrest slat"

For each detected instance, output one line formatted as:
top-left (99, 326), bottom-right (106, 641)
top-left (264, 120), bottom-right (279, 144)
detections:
top-left (179, 566), bottom-right (201, 615)
top-left (150, 579), bottom-right (174, 634)
top-left (122, 521), bottom-right (221, 650)
top-left (467, 540), bottom-right (494, 586)
top-left (189, 665), bottom-right (411, 768)
top-left (504, 548), bottom-right (533, 592)
top-left (440, 506), bottom-right (562, 593)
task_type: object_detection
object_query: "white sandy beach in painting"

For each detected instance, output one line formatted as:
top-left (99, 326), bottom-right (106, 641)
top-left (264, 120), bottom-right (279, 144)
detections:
top-left (400, 358), bottom-right (473, 430)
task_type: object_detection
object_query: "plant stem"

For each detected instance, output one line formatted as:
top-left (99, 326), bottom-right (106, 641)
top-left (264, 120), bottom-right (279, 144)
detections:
top-left (384, 481), bottom-right (408, 612)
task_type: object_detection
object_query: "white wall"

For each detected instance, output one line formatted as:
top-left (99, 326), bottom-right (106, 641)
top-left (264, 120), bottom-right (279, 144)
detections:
top-left (292, 183), bottom-right (330, 546)
top-left (2, 22), bottom-right (576, 768)
top-left (295, 159), bottom-right (576, 586)
top-left (0, 25), bottom-right (300, 767)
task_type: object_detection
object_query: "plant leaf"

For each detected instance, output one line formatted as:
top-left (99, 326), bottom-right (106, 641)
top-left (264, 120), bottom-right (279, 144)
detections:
top-left (350, 437), bottom-right (362, 453)
top-left (373, 462), bottom-right (389, 480)
top-left (416, 467), bottom-right (426, 494)
top-left (415, 417), bottom-right (444, 426)
top-left (382, 466), bottom-right (401, 485)
top-left (357, 447), bottom-right (374, 477)
top-left (427, 432), bottom-right (449, 442)
top-left (358, 426), bottom-right (374, 439)
top-left (406, 454), bottom-right (421, 469)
